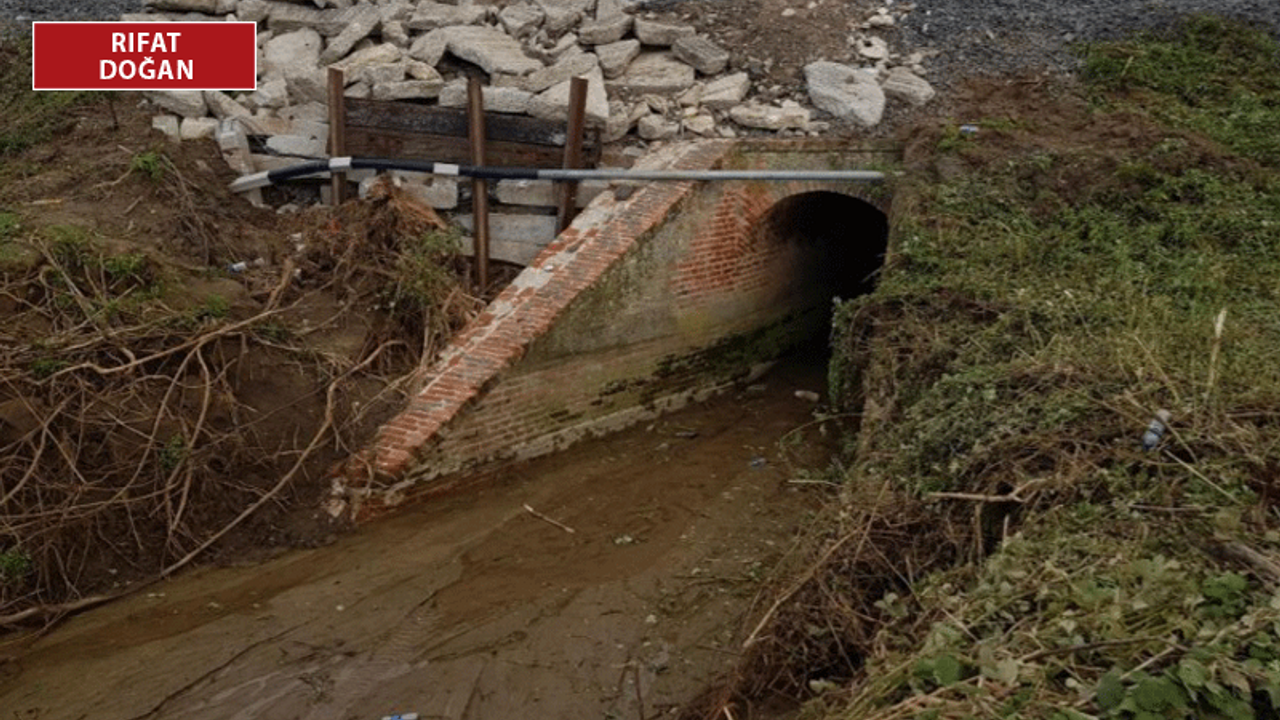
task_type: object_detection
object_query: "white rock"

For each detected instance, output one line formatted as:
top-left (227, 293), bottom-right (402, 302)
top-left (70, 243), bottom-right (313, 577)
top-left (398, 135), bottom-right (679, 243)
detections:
top-left (249, 77), bottom-right (288, 109)
top-left (633, 18), bottom-right (695, 46)
top-left (151, 114), bottom-right (180, 141)
top-left (266, 134), bottom-right (326, 157)
top-left (179, 116), bottom-right (220, 141)
top-left (372, 78), bottom-right (445, 100)
top-left (236, 0), bottom-right (268, 22)
top-left (728, 101), bottom-right (810, 131)
top-left (444, 25), bottom-right (543, 76)
top-left (682, 113), bottom-right (716, 136)
top-left (381, 20), bottom-right (409, 47)
top-left (398, 176), bottom-right (458, 209)
top-left (521, 52), bottom-right (598, 93)
top-left (358, 62), bottom-right (406, 86)
top-left (606, 52), bottom-right (695, 95)
top-left (406, 1), bottom-right (486, 30)
top-left (579, 15), bottom-right (631, 45)
top-left (855, 35), bottom-right (889, 60)
top-left (145, 90), bottom-right (208, 118)
top-left (408, 29), bottom-right (448, 66)
top-left (280, 103), bottom-right (328, 123)
top-left (264, 28), bottom-right (322, 81)
top-left (204, 90), bottom-right (251, 119)
top-left (700, 71), bottom-right (749, 109)
top-left (596, 39), bottom-right (640, 79)
top-left (804, 61), bottom-right (884, 127)
top-left (320, 6), bottom-right (380, 64)
top-left (882, 66), bottom-right (935, 106)
top-left (538, 2), bottom-right (582, 36)
top-left (638, 114), bottom-right (678, 140)
top-left (334, 43), bottom-right (404, 79)
top-left (499, 2), bottom-right (544, 38)
top-left (286, 71), bottom-right (329, 105)
top-left (146, 0), bottom-right (234, 13)
top-left (406, 60), bottom-right (442, 81)
top-left (672, 35), bottom-right (729, 75)
top-left (438, 81), bottom-right (532, 113)
top-left (528, 66), bottom-right (610, 127)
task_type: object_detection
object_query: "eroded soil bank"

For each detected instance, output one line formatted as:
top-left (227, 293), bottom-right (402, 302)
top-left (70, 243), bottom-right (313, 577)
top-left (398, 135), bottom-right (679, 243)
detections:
top-left (0, 354), bottom-right (835, 720)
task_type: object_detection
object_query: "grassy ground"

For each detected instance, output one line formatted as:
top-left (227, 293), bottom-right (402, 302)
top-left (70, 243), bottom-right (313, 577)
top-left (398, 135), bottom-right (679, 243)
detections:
top-left (713, 16), bottom-right (1280, 720)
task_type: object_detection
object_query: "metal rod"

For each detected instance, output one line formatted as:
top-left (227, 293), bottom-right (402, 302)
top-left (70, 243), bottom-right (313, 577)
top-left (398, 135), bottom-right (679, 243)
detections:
top-left (229, 157), bottom-right (886, 193)
top-left (556, 76), bottom-right (587, 234)
top-left (467, 76), bottom-right (489, 291)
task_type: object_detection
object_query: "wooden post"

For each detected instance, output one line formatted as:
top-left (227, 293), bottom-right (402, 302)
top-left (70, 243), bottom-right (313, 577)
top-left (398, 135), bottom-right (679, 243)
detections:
top-left (467, 76), bottom-right (490, 291)
top-left (327, 67), bottom-right (348, 206)
top-left (556, 76), bottom-right (588, 234)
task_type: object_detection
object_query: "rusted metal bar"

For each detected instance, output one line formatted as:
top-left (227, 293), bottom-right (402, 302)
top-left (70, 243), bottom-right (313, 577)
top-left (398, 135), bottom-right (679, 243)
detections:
top-left (467, 76), bottom-right (490, 291)
top-left (326, 67), bottom-right (348, 206)
top-left (556, 76), bottom-right (588, 234)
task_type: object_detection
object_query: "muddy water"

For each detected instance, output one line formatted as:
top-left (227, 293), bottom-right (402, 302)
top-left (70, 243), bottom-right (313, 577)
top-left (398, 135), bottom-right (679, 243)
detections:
top-left (0, 356), bottom-right (833, 720)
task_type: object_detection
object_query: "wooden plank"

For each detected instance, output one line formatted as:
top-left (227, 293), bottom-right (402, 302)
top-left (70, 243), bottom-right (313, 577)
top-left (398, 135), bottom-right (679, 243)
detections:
top-left (556, 76), bottom-right (587, 234)
top-left (344, 98), bottom-right (601, 164)
top-left (327, 67), bottom-right (348, 205)
top-left (344, 129), bottom-right (572, 167)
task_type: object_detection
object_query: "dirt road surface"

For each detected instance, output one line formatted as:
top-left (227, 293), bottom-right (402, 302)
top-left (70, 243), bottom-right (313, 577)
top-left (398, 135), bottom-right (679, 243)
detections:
top-left (1, 357), bottom-right (833, 720)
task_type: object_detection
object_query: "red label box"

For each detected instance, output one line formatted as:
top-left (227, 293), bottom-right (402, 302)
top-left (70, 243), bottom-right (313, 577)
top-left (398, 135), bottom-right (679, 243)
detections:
top-left (32, 21), bottom-right (257, 91)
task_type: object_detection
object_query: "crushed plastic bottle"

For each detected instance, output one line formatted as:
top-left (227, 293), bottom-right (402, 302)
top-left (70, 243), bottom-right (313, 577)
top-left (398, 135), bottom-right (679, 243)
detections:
top-left (1141, 409), bottom-right (1172, 451)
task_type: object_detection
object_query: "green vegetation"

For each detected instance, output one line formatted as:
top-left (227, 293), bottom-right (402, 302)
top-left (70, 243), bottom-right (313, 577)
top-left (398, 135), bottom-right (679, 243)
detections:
top-left (0, 37), bottom-right (100, 156)
top-left (0, 546), bottom-right (31, 586)
top-left (796, 16), bottom-right (1280, 720)
top-left (129, 149), bottom-right (170, 183)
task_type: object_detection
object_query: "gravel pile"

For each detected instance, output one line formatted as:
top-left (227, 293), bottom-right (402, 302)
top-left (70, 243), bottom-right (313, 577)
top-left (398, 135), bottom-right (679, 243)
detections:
top-left (0, 0), bottom-right (143, 23)
top-left (901, 0), bottom-right (1280, 86)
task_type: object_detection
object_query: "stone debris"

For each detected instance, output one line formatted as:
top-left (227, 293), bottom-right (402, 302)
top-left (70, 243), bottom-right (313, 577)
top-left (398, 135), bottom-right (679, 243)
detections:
top-left (672, 35), bottom-right (729, 75)
top-left (131, 0), bottom-right (933, 200)
top-left (805, 60), bottom-right (886, 127)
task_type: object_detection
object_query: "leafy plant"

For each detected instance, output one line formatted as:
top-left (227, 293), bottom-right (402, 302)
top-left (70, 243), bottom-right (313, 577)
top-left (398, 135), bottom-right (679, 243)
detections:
top-left (129, 150), bottom-right (168, 183)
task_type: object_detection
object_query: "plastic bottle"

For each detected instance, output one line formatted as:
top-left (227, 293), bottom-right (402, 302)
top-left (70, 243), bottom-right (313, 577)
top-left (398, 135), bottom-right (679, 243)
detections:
top-left (1141, 409), bottom-right (1172, 451)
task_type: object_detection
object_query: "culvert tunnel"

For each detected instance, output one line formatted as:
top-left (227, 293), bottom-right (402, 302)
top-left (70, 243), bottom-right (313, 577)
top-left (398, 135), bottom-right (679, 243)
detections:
top-left (748, 190), bottom-right (890, 354)
top-left (332, 141), bottom-right (894, 515)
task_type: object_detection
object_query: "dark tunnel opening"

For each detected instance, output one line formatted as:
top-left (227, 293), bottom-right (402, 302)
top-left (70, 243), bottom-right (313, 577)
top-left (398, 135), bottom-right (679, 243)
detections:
top-left (756, 191), bottom-right (889, 361)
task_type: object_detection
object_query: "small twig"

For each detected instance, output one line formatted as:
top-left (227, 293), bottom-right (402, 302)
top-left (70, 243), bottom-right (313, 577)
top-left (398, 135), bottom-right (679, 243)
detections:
top-left (927, 491), bottom-right (1026, 504)
top-left (523, 503), bottom-right (576, 534)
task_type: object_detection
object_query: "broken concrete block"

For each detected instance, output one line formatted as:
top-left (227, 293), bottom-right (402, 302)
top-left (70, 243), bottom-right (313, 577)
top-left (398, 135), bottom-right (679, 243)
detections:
top-left (596, 39), bottom-right (640, 79)
top-left (357, 62), bottom-right (406, 86)
top-left (700, 71), bottom-right (750, 109)
top-left (606, 52), bottom-right (695, 95)
top-left (264, 28), bottom-right (322, 81)
top-left (444, 25), bottom-right (544, 76)
top-left (279, 102), bottom-right (329, 123)
top-left (804, 60), bottom-right (884, 127)
top-left (320, 5), bottom-right (380, 64)
top-left (334, 43), bottom-right (404, 81)
top-left (528, 66), bottom-right (609, 127)
top-left (633, 18), bottom-right (695, 46)
top-left (204, 90), bottom-right (252, 119)
top-left (145, 90), bottom-right (208, 118)
top-left (151, 114), bottom-right (180, 141)
top-left (408, 28), bottom-right (448, 65)
top-left (535, 0), bottom-right (592, 35)
top-left (728, 100), bottom-right (810, 131)
top-left (682, 113), bottom-right (716, 136)
top-left (236, 0), bottom-right (268, 22)
top-left (638, 114), bottom-right (678, 140)
top-left (438, 81), bottom-right (533, 113)
top-left (248, 77), bottom-right (287, 109)
top-left (372, 78), bottom-right (445, 100)
top-left (406, 1), bottom-right (487, 30)
top-left (882, 66), bottom-right (935, 106)
top-left (286, 70), bottom-right (329, 104)
top-left (500, 1), bottom-right (544, 38)
top-left (179, 116), bottom-right (220, 141)
top-left (266, 134), bottom-right (326, 157)
top-left (672, 35), bottom-right (729, 75)
top-left (578, 14), bottom-right (631, 45)
top-left (521, 51), bottom-right (597, 93)
top-left (267, 2), bottom-right (329, 33)
top-left (381, 19), bottom-right (409, 47)
top-left (399, 177), bottom-right (459, 210)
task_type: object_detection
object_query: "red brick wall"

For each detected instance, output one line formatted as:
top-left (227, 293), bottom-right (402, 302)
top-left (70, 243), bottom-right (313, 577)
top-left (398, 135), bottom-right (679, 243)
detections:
top-left (327, 141), bottom-right (892, 519)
